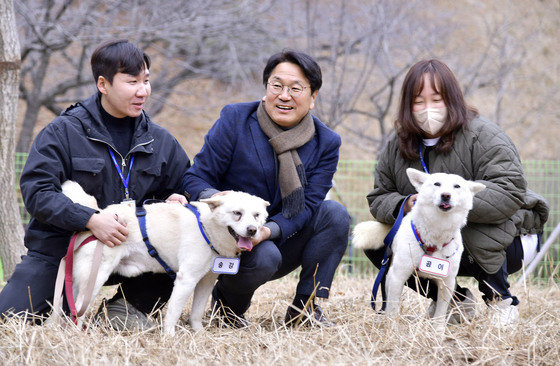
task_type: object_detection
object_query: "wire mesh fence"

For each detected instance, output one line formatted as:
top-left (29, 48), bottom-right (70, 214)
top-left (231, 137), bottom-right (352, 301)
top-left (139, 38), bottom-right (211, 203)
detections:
top-left (333, 159), bottom-right (560, 277)
top-left (13, 154), bottom-right (560, 277)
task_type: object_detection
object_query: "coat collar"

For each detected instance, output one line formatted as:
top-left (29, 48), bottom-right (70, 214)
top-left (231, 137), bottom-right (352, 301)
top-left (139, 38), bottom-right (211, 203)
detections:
top-left (65, 93), bottom-right (154, 155)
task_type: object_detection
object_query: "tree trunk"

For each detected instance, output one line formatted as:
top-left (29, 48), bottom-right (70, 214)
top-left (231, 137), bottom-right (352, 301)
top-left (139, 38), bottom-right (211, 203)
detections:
top-left (0, 0), bottom-right (26, 279)
top-left (16, 53), bottom-right (49, 153)
top-left (17, 96), bottom-right (43, 153)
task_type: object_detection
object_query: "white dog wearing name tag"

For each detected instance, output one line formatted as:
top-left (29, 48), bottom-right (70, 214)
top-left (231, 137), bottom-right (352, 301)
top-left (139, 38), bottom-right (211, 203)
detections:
top-left (54, 181), bottom-right (269, 335)
top-left (353, 168), bottom-right (485, 327)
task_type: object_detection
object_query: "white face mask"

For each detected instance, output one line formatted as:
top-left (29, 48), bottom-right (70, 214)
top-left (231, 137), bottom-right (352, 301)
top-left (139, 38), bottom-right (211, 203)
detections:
top-left (413, 107), bottom-right (448, 136)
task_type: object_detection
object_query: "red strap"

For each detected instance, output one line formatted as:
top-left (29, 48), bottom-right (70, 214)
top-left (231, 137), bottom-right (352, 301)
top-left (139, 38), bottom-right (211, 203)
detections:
top-left (413, 223), bottom-right (451, 255)
top-left (64, 234), bottom-right (97, 323)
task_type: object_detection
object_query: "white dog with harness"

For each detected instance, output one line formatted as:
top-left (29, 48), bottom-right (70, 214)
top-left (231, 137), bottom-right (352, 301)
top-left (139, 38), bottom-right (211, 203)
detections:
top-left (51, 181), bottom-right (269, 335)
top-left (353, 168), bottom-right (485, 328)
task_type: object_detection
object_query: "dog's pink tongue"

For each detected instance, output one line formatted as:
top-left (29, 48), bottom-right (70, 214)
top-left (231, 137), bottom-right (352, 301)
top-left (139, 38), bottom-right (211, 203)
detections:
top-left (237, 237), bottom-right (253, 251)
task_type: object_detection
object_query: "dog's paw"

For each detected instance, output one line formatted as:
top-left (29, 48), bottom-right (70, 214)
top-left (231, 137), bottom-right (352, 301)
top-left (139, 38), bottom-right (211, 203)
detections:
top-left (352, 220), bottom-right (391, 250)
top-left (190, 320), bottom-right (204, 331)
top-left (163, 324), bottom-right (176, 336)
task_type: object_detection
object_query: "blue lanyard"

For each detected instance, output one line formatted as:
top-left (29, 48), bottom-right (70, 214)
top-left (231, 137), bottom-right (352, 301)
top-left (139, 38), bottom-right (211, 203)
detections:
top-left (419, 144), bottom-right (429, 173)
top-left (108, 147), bottom-right (134, 199)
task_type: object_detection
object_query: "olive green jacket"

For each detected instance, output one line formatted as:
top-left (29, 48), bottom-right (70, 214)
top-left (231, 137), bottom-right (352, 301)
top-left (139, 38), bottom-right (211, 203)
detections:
top-left (367, 116), bottom-right (549, 274)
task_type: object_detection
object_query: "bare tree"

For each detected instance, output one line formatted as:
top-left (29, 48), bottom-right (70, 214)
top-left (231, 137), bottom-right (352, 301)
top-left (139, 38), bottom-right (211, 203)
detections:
top-left (15, 0), bottom-right (277, 152)
top-left (440, 1), bottom-right (559, 157)
top-left (277, 0), bottom-right (450, 155)
top-left (0, 0), bottom-right (26, 279)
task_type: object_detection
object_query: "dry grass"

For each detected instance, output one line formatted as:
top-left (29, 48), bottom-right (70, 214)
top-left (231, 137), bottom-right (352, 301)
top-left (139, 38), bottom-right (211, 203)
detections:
top-left (1, 275), bottom-right (559, 365)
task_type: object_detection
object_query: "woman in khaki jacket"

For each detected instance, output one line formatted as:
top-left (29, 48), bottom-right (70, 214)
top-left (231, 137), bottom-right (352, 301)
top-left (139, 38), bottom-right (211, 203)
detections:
top-left (363, 59), bottom-right (549, 327)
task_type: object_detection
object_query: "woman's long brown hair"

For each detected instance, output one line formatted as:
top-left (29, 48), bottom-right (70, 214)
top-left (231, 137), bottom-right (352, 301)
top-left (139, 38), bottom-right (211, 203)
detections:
top-left (395, 59), bottom-right (478, 161)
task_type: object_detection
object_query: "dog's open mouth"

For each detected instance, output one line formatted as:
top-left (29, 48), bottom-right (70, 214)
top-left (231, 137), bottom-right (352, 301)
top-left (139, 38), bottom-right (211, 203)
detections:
top-left (438, 202), bottom-right (452, 212)
top-left (228, 227), bottom-right (253, 251)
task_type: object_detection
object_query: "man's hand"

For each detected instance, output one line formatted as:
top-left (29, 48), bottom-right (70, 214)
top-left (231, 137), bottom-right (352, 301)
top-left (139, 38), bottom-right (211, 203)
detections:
top-left (86, 212), bottom-right (128, 247)
top-left (166, 193), bottom-right (188, 205)
top-left (404, 194), bottom-right (418, 214)
top-left (211, 190), bottom-right (233, 197)
top-left (251, 226), bottom-right (271, 247)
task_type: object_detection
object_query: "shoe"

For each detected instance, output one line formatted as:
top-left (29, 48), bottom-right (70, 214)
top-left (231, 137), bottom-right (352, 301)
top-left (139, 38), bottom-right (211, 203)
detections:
top-left (95, 298), bottom-right (157, 332)
top-left (427, 288), bottom-right (476, 324)
top-left (284, 304), bottom-right (335, 327)
top-left (210, 298), bottom-right (249, 329)
top-left (488, 297), bottom-right (519, 327)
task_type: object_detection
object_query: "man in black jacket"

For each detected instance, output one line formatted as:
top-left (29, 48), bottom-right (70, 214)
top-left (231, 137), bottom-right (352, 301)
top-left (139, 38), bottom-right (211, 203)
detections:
top-left (0, 40), bottom-right (190, 329)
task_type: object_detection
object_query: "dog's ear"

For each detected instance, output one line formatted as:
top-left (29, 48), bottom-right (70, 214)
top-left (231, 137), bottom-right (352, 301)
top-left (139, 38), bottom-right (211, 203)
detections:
top-left (200, 197), bottom-right (223, 211)
top-left (468, 181), bottom-right (486, 195)
top-left (406, 168), bottom-right (429, 192)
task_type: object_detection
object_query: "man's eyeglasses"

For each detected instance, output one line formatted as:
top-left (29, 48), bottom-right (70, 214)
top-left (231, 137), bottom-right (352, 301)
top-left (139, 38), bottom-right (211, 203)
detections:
top-left (266, 82), bottom-right (309, 97)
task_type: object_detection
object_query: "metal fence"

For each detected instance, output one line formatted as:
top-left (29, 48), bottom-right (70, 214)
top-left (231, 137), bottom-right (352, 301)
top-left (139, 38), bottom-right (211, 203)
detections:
top-left (13, 154), bottom-right (560, 276)
top-left (333, 160), bottom-right (560, 276)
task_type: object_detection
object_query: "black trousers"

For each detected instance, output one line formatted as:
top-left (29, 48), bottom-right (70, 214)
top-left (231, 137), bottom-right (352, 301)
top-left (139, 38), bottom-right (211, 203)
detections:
top-left (364, 236), bottom-right (530, 306)
top-left (213, 200), bottom-right (350, 315)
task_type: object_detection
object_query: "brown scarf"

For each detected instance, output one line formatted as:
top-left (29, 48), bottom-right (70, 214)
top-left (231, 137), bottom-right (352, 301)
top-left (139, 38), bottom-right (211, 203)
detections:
top-left (257, 101), bottom-right (315, 218)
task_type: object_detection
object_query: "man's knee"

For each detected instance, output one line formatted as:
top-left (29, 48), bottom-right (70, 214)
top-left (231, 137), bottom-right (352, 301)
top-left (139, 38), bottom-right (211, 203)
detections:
top-left (241, 240), bottom-right (282, 277)
top-left (317, 200), bottom-right (351, 235)
top-left (0, 253), bottom-right (58, 318)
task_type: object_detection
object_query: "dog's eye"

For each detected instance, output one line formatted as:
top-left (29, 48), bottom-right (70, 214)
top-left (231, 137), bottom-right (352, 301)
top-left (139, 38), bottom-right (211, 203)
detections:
top-left (254, 213), bottom-right (260, 219)
top-left (454, 184), bottom-right (461, 189)
top-left (232, 210), bottom-right (242, 217)
top-left (434, 182), bottom-right (441, 187)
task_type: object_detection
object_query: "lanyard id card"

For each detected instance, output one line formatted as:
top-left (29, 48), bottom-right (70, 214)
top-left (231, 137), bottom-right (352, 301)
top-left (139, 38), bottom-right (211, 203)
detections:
top-left (121, 198), bottom-right (136, 209)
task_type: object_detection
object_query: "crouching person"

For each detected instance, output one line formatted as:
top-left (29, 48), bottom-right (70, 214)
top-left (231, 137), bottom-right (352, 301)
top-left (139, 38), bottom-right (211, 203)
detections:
top-left (0, 40), bottom-right (190, 329)
top-left (169, 50), bottom-right (350, 327)
top-left (363, 59), bottom-right (549, 327)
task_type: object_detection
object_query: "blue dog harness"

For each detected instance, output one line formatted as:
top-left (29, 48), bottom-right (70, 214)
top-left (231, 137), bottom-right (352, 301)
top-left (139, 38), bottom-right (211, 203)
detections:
top-left (135, 203), bottom-right (219, 280)
top-left (184, 203), bottom-right (220, 255)
top-left (136, 207), bottom-right (177, 280)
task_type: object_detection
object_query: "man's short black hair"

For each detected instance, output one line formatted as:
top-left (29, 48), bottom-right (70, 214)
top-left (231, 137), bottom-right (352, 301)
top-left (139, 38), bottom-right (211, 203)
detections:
top-left (263, 50), bottom-right (322, 93)
top-left (91, 39), bottom-right (150, 84)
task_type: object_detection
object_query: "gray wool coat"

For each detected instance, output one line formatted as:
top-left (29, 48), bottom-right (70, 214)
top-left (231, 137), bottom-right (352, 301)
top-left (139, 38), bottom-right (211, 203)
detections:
top-left (367, 116), bottom-right (549, 274)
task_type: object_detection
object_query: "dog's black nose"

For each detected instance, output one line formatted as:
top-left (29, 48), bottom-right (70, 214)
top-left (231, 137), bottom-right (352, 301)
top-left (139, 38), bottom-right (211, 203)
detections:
top-left (441, 193), bottom-right (451, 202)
top-left (247, 226), bottom-right (257, 237)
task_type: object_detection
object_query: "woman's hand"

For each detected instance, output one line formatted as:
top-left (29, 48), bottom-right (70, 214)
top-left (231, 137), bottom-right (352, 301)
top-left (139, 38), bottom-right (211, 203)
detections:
top-left (404, 194), bottom-right (418, 214)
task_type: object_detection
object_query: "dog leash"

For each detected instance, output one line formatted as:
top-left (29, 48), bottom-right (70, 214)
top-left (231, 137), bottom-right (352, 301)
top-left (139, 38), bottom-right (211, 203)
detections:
top-left (370, 194), bottom-right (411, 311)
top-left (371, 145), bottom-right (426, 311)
top-left (52, 233), bottom-right (104, 324)
top-left (136, 207), bottom-right (177, 280)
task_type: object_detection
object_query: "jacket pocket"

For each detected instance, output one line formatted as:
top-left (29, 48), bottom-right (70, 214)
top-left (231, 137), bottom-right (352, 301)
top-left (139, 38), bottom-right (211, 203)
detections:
top-left (134, 164), bottom-right (165, 199)
top-left (71, 157), bottom-right (105, 197)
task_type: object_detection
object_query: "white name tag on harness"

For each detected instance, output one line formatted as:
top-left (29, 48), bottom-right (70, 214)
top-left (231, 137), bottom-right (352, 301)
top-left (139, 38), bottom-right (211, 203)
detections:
top-left (419, 255), bottom-right (449, 277)
top-left (212, 257), bottom-right (240, 275)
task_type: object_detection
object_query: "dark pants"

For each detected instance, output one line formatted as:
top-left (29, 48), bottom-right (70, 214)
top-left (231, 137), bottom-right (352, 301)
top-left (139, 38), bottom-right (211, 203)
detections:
top-left (364, 235), bottom-right (533, 306)
top-left (0, 250), bottom-right (174, 322)
top-left (213, 200), bottom-right (350, 315)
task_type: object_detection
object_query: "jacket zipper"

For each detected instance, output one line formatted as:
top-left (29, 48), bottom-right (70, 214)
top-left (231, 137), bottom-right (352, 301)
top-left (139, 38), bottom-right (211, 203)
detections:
top-left (87, 137), bottom-right (154, 199)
